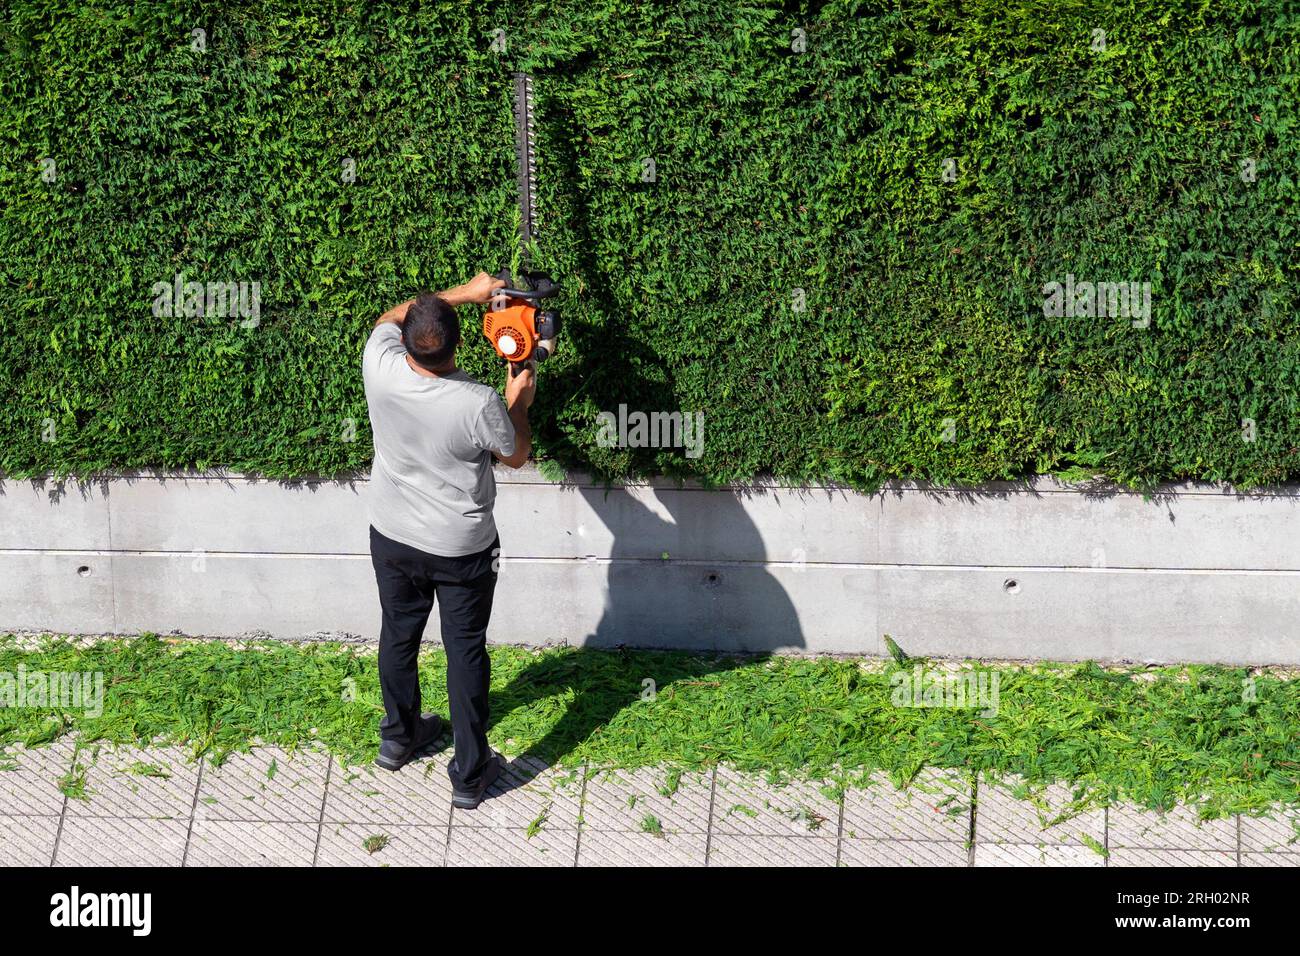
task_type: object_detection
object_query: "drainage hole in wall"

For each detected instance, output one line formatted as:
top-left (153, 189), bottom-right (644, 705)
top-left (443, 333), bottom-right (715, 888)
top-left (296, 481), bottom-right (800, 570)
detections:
top-left (1002, 578), bottom-right (1019, 594)
top-left (704, 572), bottom-right (721, 588)
top-left (76, 566), bottom-right (92, 577)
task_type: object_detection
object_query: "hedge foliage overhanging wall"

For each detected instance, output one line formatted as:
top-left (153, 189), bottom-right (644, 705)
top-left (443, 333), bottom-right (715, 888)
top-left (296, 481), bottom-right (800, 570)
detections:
top-left (2, 1), bottom-right (1298, 487)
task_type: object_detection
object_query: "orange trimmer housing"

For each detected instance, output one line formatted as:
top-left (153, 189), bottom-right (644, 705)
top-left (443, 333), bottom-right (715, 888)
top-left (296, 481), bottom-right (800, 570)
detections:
top-left (483, 299), bottom-right (541, 363)
top-left (482, 270), bottom-right (561, 374)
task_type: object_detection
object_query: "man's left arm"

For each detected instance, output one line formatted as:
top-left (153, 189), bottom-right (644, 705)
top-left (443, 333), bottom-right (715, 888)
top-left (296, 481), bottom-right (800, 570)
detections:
top-left (373, 272), bottom-right (505, 327)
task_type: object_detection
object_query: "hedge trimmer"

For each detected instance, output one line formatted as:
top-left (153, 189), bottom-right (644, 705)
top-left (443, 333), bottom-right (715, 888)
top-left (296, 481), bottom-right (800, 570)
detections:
top-left (484, 71), bottom-right (561, 377)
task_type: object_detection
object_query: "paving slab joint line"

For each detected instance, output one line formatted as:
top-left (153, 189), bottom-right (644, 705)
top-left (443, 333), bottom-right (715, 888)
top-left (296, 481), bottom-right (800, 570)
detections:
top-left (834, 774), bottom-right (846, 867)
top-left (1103, 806), bottom-right (1110, 867)
top-left (311, 756), bottom-right (334, 867)
top-left (703, 765), bottom-right (718, 866)
top-left (1235, 814), bottom-right (1241, 866)
top-left (966, 772), bottom-right (978, 867)
top-left (49, 792), bottom-right (69, 868)
top-left (442, 773), bottom-right (454, 859)
top-left (44, 744), bottom-right (78, 868)
top-left (572, 762), bottom-right (588, 867)
top-left (180, 757), bottom-right (206, 867)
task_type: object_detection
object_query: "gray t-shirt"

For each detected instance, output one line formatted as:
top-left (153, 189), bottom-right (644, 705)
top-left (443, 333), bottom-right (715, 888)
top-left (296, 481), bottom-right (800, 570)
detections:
top-left (362, 323), bottom-right (515, 557)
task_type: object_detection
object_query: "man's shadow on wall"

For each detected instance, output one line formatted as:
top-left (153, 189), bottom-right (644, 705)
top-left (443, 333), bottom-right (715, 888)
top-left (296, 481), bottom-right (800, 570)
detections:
top-left (486, 483), bottom-right (806, 768)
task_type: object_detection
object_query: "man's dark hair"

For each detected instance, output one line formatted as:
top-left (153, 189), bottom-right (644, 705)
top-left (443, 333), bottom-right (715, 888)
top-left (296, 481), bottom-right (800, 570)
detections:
top-left (401, 292), bottom-right (460, 371)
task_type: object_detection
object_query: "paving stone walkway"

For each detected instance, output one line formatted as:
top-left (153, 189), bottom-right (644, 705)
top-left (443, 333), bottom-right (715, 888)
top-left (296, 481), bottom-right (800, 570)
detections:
top-left (1, 738), bottom-right (1296, 867)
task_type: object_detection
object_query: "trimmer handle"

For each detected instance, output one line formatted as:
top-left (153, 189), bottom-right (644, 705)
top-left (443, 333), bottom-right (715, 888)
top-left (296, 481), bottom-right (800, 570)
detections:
top-left (492, 266), bottom-right (558, 301)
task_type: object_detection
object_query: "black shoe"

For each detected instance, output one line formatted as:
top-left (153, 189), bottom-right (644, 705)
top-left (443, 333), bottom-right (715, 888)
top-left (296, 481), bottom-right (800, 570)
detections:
top-left (451, 752), bottom-right (503, 810)
top-left (375, 714), bottom-right (446, 772)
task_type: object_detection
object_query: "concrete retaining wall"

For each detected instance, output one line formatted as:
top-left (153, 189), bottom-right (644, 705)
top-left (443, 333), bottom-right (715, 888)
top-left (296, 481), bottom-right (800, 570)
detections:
top-left (2, 469), bottom-right (1298, 664)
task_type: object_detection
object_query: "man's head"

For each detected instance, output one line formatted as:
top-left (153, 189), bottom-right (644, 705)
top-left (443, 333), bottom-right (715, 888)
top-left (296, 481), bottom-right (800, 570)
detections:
top-left (401, 292), bottom-right (460, 372)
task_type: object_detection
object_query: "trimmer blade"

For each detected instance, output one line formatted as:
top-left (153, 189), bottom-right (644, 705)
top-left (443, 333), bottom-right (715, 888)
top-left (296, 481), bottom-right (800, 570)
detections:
top-left (512, 72), bottom-right (537, 268)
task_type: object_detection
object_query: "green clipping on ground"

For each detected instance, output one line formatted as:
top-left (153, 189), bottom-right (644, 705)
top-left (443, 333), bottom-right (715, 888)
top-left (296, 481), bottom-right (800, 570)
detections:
top-left (2, 634), bottom-right (1297, 820)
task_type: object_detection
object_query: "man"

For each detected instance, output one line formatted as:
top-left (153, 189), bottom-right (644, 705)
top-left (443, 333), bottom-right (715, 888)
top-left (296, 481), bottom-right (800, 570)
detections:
top-left (362, 271), bottom-right (535, 810)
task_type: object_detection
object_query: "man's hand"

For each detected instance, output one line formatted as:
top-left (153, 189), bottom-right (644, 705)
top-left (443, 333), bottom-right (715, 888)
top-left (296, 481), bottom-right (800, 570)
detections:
top-left (444, 271), bottom-right (506, 307)
top-left (504, 364), bottom-right (537, 410)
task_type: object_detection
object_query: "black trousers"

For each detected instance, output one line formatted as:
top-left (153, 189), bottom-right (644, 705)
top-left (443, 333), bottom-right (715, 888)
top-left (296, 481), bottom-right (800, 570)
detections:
top-left (369, 525), bottom-right (498, 790)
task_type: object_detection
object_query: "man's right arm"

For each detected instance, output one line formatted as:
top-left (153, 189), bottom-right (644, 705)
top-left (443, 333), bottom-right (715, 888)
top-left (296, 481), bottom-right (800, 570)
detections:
top-left (494, 366), bottom-right (535, 469)
top-left (373, 272), bottom-right (505, 328)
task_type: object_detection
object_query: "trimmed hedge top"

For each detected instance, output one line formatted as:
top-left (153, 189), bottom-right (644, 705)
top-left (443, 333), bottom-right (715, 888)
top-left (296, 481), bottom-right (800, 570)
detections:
top-left (2, 1), bottom-right (1298, 487)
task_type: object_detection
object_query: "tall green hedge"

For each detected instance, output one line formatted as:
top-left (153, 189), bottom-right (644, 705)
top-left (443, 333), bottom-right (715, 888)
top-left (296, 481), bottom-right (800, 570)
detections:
top-left (2, 1), bottom-right (1297, 487)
